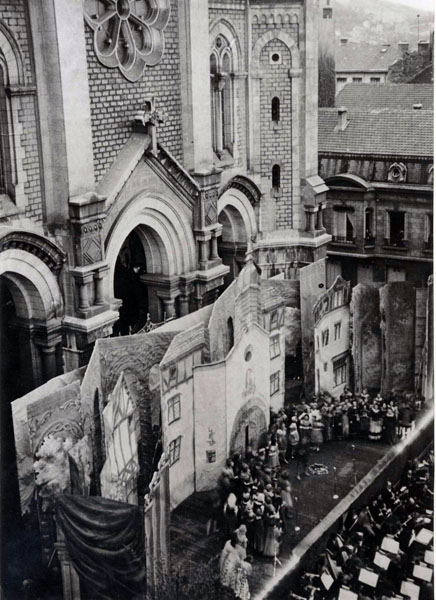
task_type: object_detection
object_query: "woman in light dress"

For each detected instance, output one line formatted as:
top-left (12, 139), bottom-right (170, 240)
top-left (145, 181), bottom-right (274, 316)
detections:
top-left (220, 532), bottom-right (252, 599)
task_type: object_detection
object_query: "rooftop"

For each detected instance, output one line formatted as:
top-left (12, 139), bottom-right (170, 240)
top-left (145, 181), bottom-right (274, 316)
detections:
top-left (336, 42), bottom-right (401, 73)
top-left (162, 322), bottom-right (209, 366)
top-left (336, 83), bottom-right (434, 111)
top-left (319, 108), bottom-right (434, 157)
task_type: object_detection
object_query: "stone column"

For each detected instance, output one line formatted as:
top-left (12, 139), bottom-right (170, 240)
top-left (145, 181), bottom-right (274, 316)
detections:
top-left (316, 206), bottom-right (324, 231)
top-left (78, 281), bottom-right (90, 310)
top-left (94, 272), bottom-right (105, 306)
top-left (162, 298), bottom-right (176, 319)
top-left (305, 205), bottom-right (317, 233)
top-left (41, 346), bottom-right (58, 382)
top-left (199, 239), bottom-right (209, 269)
top-left (210, 232), bottom-right (219, 260)
top-left (179, 294), bottom-right (190, 316)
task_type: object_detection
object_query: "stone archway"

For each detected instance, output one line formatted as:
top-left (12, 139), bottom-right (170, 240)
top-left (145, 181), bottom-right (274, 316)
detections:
top-left (217, 186), bottom-right (257, 287)
top-left (105, 193), bottom-right (197, 324)
top-left (229, 398), bottom-right (268, 458)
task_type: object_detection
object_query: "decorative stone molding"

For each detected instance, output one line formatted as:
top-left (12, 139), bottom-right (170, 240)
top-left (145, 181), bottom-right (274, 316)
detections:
top-left (387, 162), bottom-right (407, 183)
top-left (0, 230), bottom-right (66, 276)
top-left (83, 0), bottom-right (170, 82)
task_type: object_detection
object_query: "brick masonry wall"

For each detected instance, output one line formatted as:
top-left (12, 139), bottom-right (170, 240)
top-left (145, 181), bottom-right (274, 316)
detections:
top-left (259, 39), bottom-right (293, 228)
top-left (1, 0), bottom-right (43, 222)
top-left (209, 4), bottom-right (247, 171)
top-left (84, 0), bottom-right (183, 183)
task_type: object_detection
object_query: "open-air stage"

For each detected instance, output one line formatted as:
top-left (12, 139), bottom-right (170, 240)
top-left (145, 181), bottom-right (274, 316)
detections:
top-left (170, 409), bottom-right (433, 599)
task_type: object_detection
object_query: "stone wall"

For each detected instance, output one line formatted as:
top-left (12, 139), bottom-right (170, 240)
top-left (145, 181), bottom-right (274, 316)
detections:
top-left (299, 258), bottom-right (327, 396)
top-left (351, 284), bottom-right (382, 393)
top-left (1, 0), bottom-right (43, 222)
top-left (380, 282), bottom-right (416, 393)
top-left (84, 0), bottom-right (183, 183)
top-left (259, 39), bottom-right (293, 229)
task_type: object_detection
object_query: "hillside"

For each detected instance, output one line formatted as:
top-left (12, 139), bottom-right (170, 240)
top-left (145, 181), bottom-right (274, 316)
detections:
top-left (334, 0), bottom-right (434, 48)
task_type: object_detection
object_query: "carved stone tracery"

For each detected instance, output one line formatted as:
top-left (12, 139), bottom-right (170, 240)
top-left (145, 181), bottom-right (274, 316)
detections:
top-left (84, 0), bottom-right (171, 82)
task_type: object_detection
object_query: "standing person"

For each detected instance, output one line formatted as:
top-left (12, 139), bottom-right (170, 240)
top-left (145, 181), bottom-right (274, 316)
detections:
top-left (220, 533), bottom-right (240, 588)
top-left (206, 489), bottom-right (221, 535)
top-left (235, 524), bottom-right (248, 559)
top-left (310, 414), bottom-right (324, 453)
top-left (341, 401), bottom-right (350, 440)
top-left (384, 404), bottom-right (397, 446)
top-left (369, 401), bottom-right (383, 441)
top-left (263, 503), bottom-right (279, 557)
top-left (233, 555), bottom-right (252, 600)
top-left (299, 413), bottom-right (312, 447)
top-left (266, 435), bottom-right (280, 473)
top-left (348, 400), bottom-right (360, 439)
top-left (276, 425), bottom-right (288, 464)
top-left (223, 493), bottom-right (239, 538)
top-left (288, 418), bottom-right (300, 459)
top-left (252, 507), bottom-right (265, 555)
top-left (333, 403), bottom-right (343, 440)
top-left (321, 401), bottom-right (333, 442)
top-left (295, 443), bottom-right (309, 481)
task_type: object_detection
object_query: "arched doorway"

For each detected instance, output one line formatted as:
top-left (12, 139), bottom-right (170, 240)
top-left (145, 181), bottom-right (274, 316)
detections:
top-left (217, 187), bottom-right (257, 288)
top-left (113, 229), bottom-right (148, 335)
top-left (229, 400), bottom-right (268, 458)
top-left (105, 193), bottom-right (197, 330)
top-left (0, 245), bottom-right (63, 596)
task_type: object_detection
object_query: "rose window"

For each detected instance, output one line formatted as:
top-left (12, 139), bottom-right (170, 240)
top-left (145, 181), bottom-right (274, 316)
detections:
top-left (84, 0), bottom-right (170, 82)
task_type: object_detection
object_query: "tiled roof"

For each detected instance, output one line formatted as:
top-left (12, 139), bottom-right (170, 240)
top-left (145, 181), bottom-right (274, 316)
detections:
top-left (319, 108), bottom-right (434, 157)
top-left (336, 42), bottom-right (401, 73)
top-left (162, 322), bottom-right (209, 365)
top-left (336, 83), bottom-right (434, 111)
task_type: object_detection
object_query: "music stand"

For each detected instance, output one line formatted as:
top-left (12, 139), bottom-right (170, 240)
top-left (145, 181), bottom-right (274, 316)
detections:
top-left (413, 563), bottom-right (433, 583)
top-left (424, 549), bottom-right (434, 565)
top-left (400, 579), bottom-right (420, 599)
top-left (415, 528), bottom-right (433, 546)
top-left (374, 551), bottom-right (390, 570)
top-left (358, 568), bottom-right (379, 588)
top-left (381, 536), bottom-right (400, 555)
top-left (338, 587), bottom-right (358, 600)
top-left (321, 572), bottom-right (334, 591)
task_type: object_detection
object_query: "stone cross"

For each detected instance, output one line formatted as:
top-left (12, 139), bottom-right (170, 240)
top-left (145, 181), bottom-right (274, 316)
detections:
top-left (134, 99), bottom-right (165, 155)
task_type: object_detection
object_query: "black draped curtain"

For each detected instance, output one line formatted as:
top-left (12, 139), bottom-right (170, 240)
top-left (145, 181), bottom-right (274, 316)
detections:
top-left (56, 495), bottom-right (146, 600)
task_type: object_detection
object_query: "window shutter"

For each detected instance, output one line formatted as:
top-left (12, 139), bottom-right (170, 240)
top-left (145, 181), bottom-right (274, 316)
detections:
top-left (384, 211), bottom-right (390, 240)
top-left (403, 213), bottom-right (408, 241)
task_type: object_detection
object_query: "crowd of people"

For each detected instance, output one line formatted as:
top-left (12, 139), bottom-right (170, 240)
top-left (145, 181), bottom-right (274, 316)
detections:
top-left (291, 448), bottom-right (434, 600)
top-left (214, 388), bottom-right (426, 599)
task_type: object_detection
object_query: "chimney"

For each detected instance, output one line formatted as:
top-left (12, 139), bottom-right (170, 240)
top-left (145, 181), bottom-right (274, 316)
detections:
top-left (398, 42), bottom-right (409, 54)
top-left (340, 38), bottom-right (348, 45)
top-left (337, 107), bottom-right (348, 131)
top-left (418, 40), bottom-right (430, 55)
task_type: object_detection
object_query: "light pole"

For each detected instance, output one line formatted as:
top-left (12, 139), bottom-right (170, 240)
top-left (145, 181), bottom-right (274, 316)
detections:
top-left (417, 14), bottom-right (420, 47)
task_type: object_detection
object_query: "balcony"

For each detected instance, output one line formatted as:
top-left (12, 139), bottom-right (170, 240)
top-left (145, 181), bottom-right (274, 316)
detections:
top-left (363, 235), bottom-right (376, 249)
top-left (330, 235), bottom-right (357, 248)
top-left (382, 238), bottom-right (408, 252)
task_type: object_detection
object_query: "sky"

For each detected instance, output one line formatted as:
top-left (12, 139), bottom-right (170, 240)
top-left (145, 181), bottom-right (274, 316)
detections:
top-left (385, 0), bottom-right (434, 11)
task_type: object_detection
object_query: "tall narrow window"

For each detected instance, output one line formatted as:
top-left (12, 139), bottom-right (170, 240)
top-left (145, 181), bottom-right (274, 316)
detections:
top-left (227, 316), bottom-right (234, 353)
top-left (0, 64), bottom-right (13, 197)
top-left (271, 97), bottom-right (280, 123)
top-left (272, 164), bottom-right (281, 189)
top-left (210, 36), bottom-right (234, 158)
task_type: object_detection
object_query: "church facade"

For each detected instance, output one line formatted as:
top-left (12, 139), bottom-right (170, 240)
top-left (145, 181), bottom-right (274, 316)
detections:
top-left (0, 0), bottom-right (330, 402)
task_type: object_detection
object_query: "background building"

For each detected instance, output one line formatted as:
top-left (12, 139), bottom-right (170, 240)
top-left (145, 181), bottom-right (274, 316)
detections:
top-left (319, 84), bottom-right (433, 288)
